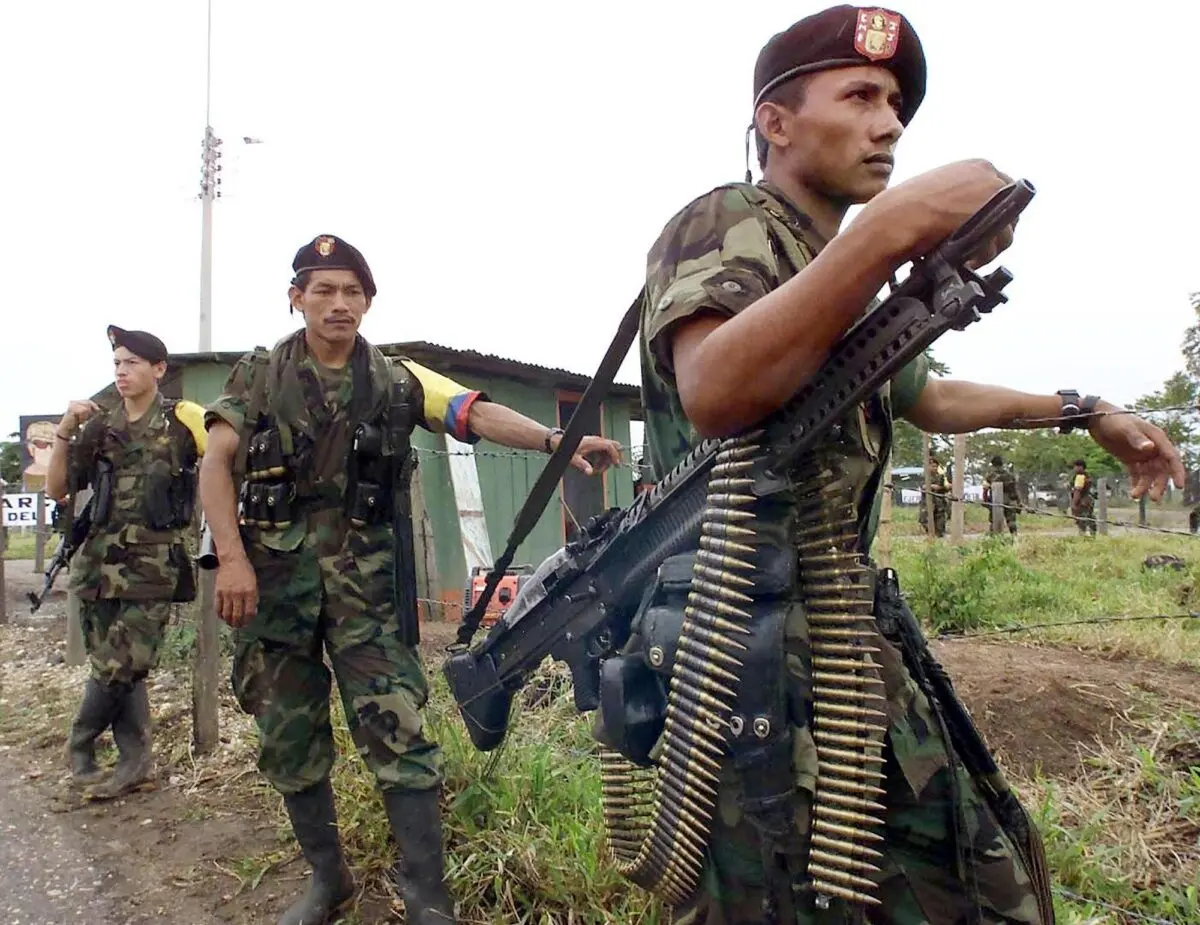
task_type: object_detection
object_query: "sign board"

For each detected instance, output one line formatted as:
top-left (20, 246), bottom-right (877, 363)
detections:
top-left (18, 414), bottom-right (62, 491)
top-left (1, 493), bottom-right (58, 527)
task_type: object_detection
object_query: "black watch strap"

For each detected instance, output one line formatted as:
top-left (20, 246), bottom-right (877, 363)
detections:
top-left (544, 427), bottom-right (565, 454)
top-left (1056, 390), bottom-right (1099, 434)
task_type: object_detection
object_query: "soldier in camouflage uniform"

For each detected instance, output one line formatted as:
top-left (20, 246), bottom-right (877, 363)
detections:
top-left (46, 326), bottom-right (207, 798)
top-left (1069, 459), bottom-right (1097, 535)
top-left (983, 454), bottom-right (1020, 535)
top-left (635, 6), bottom-right (1184, 923)
top-left (918, 453), bottom-right (950, 537)
top-left (199, 235), bottom-right (620, 925)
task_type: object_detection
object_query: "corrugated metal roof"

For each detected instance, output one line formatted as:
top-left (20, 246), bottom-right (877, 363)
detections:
top-left (167, 338), bottom-right (641, 397)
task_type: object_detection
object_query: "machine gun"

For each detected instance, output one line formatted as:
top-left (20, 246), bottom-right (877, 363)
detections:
top-left (444, 180), bottom-right (1036, 752)
top-left (28, 496), bottom-right (94, 613)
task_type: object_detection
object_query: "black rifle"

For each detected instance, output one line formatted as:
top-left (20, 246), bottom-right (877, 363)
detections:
top-left (444, 180), bottom-right (1036, 751)
top-left (28, 496), bottom-right (94, 613)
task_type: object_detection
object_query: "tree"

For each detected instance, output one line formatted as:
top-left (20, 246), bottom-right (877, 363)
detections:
top-left (0, 439), bottom-right (20, 486)
top-left (1183, 292), bottom-right (1200, 381)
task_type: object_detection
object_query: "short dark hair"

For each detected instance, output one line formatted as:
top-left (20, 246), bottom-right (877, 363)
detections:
top-left (291, 270), bottom-right (313, 293)
top-left (1073, 459), bottom-right (1086, 468)
top-left (991, 455), bottom-right (1003, 467)
top-left (755, 75), bottom-right (810, 169)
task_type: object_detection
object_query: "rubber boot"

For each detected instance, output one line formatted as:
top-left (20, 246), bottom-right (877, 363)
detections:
top-left (278, 780), bottom-right (355, 925)
top-left (95, 680), bottom-right (154, 798)
top-left (382, 788), bottom-right (457, 925)
top-left (66, 678), bottom-right (119, 786)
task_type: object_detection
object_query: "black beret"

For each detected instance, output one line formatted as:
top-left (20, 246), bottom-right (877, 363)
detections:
top-left (107, 325), bottom-right (168, 364)
top-left (291, 234), bottom-right (377, 298)
top-left (753, 5), bottom-right (926, 126)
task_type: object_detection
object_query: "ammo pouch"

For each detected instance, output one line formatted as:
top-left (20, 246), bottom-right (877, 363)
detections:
top-left (170, 542), bottom-right (197, 603)
top-left (243, 481), bottom-right (296, 529)
top-left (349, 422), bottom-right (393, 527)
top-left (143, 467), bottom-right (197, 530)
top-left (92, 458), bottom-right (115, 528)
top-left (874, 568), bottom-right (1056, 924)
top-left (597, 550), bottom-right (798, 846)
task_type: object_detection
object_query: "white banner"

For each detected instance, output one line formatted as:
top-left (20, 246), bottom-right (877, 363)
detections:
top-left (1, 493), bottom-right (57, 527)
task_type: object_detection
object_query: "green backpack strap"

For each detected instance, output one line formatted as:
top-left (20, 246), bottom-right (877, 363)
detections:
top-left (232, 347), bottom-right (271, 485)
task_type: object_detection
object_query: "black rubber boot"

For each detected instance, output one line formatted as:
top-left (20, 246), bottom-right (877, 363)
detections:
top-left (278, 780), bottom-right (355, 925)
top-left (67, 678), bottom-right (119, 786)
top-left (382, 788), bottom-right (457, 925)
top-left (95, 680), bottom-right (154, 798)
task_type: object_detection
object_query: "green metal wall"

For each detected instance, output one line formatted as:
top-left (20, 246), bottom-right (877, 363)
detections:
top-left (181, 360), bottom-right (635, 612)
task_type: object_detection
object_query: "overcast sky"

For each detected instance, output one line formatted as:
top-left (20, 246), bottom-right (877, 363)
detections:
top-left (3, 1), bottom-right (1197, 440)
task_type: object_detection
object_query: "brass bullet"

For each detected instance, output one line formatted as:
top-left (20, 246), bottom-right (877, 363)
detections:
top-left (675, 648), bottom-right (741, 686)
top-left (809, 848), bottom-right (883, 875)
top-left (816, 791), bottom-right (887, 813)
top-left (711, 460), bottom-right (754, 477)
top-left (707, 478), bottom-right (756, 492)
top-left (816, 775), bottom-right (887, 798)
top-left (693, 564), bottom-right (756, 588)
top-left (814, 730), bottom-right (887, 750)
top-left (691, 577), bottom-right (755, 605)
top-left (815, 746), bottom-right (886, 766)
top-left (704, 505), bottom-right (757, 522)
top-left (813, 805), bottom-right (887, 827)
top-left (811, 683), bottom-right (886, 701)
top-left (808, 863), bottom-right (880, 892)
top-left (817, 716), bottom-right (889, 735)
top-left (687, 593), bottom-right (753, 621)
top-left (811, 642), bottom-right (883, 657)
top-left (814, 701), bottom-right (888, 720)
top-left (683, 609), bottom-right (752, 639)
top-left (813, 819), bottom-right (886, 843)
top-left (810, 833), bottom-right (885, 860)
top-left (677, 635), bottom-right (745, 670)
top-left (695, 549), bottom-right (756, 572)
top-left (810, 881), bottom-right (882, 906)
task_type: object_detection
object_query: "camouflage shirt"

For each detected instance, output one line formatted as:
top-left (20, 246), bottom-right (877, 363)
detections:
top-left (69, 392), bottom-right (203, 600)
top-left (204, 330), bottom-right (486, 557)
top-left (639, 181), bottom-right (928, 550)
top-left (983, 464), bottom-right (1019, 504)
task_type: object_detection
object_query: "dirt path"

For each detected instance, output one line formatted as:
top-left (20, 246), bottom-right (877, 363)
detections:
top-left (3, 561), bottom-right (1200, 923)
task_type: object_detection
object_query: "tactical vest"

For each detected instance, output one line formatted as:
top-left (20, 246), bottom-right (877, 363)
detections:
top-left (71, 394), bottom-right (199, 602)
top-left (234, 331), bottom-right (421, 643)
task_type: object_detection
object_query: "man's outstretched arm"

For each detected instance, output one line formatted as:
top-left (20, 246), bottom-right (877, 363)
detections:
top-left (902, 379), bottom-right (1185, 501)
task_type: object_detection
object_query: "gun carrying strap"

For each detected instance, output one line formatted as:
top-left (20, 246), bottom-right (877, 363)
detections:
top-left (451, 288), bottom-right (646, 649)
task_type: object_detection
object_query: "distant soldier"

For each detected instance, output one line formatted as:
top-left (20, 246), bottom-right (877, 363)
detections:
top-left (918, 452), bottom-right (950, 536)
top-left (1070, 458), bottom-right (1097, 535)
top-left (45, 326), bottom-right (207, 797)
top-left (982, 454), bottom-right (1020, 534)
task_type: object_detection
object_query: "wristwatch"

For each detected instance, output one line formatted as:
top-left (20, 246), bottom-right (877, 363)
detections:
top-left (544, 427), bottom-right (564, 454)
top-left (1055, 389), bottom-right (1099, 434)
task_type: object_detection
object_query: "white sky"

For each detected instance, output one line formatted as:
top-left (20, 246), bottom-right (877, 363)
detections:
top-left (3, 1), bottom-right (1197, 438)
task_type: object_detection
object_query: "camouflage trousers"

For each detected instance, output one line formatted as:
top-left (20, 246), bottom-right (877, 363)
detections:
top-left (80, 598), bottom-right (172, 686)
top-left (232, 524), bottom-right (440, 797)
top-left (1071, 497), bottom-right (1096, 535)
top-left (987, 503), bottom-right (1018, 535)
top-left (918, 495), bottom-right (949, 537)
top-left (671, 601), bottom-right (1046, 925)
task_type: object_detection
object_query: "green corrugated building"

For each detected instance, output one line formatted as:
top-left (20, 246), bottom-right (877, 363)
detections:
top-left (97, 340), bottom-right (641, 621)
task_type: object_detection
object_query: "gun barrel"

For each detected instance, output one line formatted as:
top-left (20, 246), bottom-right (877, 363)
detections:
top-left (196, 521), bottom-right (219, 570)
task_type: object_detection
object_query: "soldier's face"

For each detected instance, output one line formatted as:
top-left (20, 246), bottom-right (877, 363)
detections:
top-left (775, 66), bottom-right (904, 204)
top-left (291, 269), bottom-right (370, 345)
top-left (113, 347), bottom-right (165, 399)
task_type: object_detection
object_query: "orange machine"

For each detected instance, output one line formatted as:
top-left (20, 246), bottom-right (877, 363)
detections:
top-left (464, 564), bottom-right (535, 629)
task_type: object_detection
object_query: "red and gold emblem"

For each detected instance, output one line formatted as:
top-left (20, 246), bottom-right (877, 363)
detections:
top-left (854, 8), bottom-right (901, 61)
top-left (315, 236), bottom-right (336, 258)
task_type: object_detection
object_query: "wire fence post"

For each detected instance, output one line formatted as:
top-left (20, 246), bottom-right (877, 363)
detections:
top-left (992, 482), bottom-right (1005, 534)
top-left (951, 434), bottom-right (965, 544)
top-left (1097, 478), bottom-right (1108, 536)
top-left (33, 491), bottom-right (47, 573)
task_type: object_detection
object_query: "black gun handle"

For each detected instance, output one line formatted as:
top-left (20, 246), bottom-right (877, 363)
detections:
top-left (942, 179), bottom-right (1036, 266)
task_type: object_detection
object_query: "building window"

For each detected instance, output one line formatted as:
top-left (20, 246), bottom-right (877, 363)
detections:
top-left (557, 394), bottom-right (606, 543)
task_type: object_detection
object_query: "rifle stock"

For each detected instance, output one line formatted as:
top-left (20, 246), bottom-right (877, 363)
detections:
top-left (444, 180), bottom-right (1036, 752)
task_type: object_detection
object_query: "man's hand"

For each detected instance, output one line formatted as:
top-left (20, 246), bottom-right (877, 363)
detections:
top-left (214, 554), bottom-right (258, 628)
top-left (60, 400), bottom-right (101, 432)
top-left (1088, 407), bottom-right (1185, 502)
top-left (862, 158), bottom-right (1017, 269)
top-left (551, 434), bottom-right (624, 476)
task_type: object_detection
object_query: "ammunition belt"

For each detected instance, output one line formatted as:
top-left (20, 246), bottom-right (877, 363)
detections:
top-left (598, 436), bottom-right (890, 910)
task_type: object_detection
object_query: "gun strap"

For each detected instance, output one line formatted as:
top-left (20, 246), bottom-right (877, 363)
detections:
top-left (232, 348), bottom-right (271, 486)
top-left (451, 288), bottom-right (646, 649)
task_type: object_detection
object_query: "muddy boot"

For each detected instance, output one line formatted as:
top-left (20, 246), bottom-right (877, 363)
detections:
top-left (278, 779), bottom-right (355, 925)
top-left (67, 678), bottom-right (118, 786)
top-left (95, 680), bottom-right (153, 798)
top-left (382, 788), bottom-right (457, 925)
